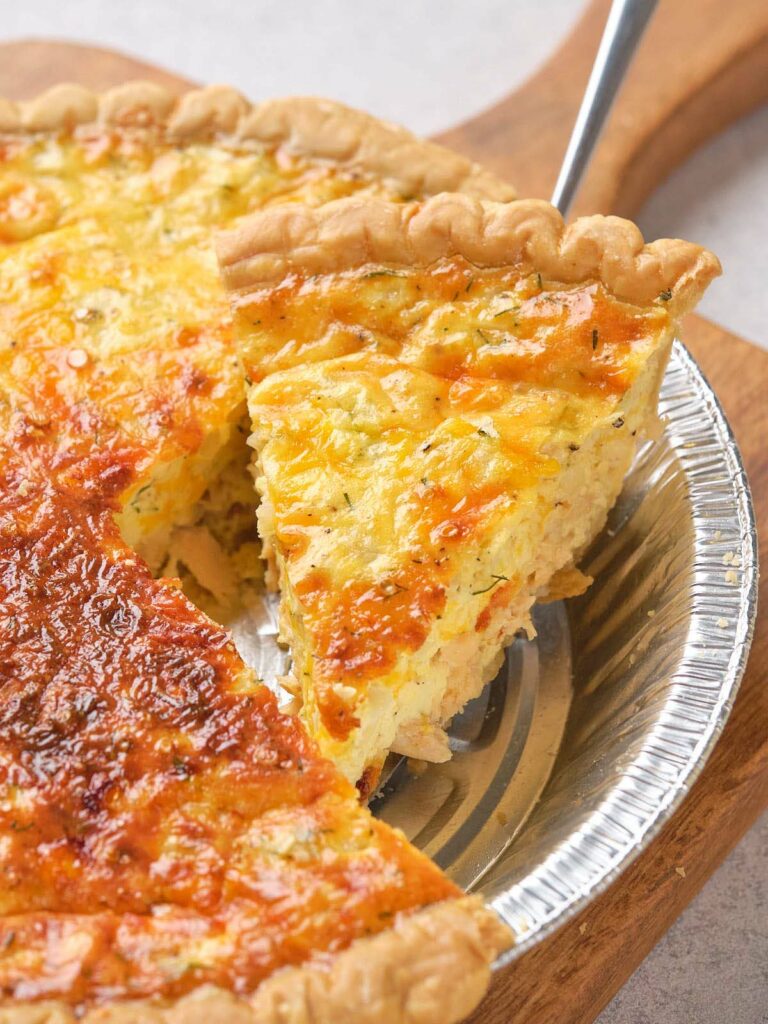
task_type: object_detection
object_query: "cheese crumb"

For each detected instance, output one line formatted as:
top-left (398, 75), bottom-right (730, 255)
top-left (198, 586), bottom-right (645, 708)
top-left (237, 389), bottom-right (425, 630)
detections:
top-left (73, 306), bottom-right (95, 322)
top-left (716, 618), bottom-right (728, 629)
top-left (725, 570), bottom-right (738, 585)
top-left (675, 866), bottom-right (686, 879)
top-left (331, 682), bottom-right (357, 704)
top-left (578, 921), bottom-right (589, 935)
top-left (66, 348), bottom-right (89, 369)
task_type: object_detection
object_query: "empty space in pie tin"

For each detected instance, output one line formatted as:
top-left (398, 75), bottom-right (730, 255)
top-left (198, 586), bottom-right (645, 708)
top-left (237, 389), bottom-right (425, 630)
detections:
top-left (229, 340), bottom-right (757, 962)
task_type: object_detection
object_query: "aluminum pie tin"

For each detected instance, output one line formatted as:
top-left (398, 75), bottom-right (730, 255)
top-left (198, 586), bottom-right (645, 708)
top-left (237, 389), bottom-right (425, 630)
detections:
top-left (235, 339), bottom-right (758, 962)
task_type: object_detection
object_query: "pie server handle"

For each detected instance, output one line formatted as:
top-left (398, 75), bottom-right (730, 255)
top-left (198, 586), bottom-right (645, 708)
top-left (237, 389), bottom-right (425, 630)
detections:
top-left (551, 0), bottom-right (659, 215)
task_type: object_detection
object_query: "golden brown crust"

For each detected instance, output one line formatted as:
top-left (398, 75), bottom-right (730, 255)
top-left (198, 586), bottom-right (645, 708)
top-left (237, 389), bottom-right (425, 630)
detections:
top-left (0, 83), bottom-right (514, 201)
top-left (217, 193), bottom-right (721, 317)
top-left (0, 898), bottom-right (511, 1024)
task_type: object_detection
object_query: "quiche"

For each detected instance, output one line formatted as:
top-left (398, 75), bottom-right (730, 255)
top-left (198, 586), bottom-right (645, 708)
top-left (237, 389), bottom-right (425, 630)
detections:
top-left (0, 85), bottom-right (515, 1021)
top-left (218, 194), bottom-right (721, 790)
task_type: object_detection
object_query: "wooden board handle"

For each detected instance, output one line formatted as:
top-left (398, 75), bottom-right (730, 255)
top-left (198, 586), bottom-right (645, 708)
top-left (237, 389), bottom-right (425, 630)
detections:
top-left (435, 0), bottom-right (768, 217)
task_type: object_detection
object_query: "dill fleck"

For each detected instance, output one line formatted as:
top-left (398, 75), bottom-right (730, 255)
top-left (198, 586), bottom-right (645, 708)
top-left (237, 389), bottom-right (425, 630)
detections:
top-left (658, 289), bottom-right (673, 301)
top-left (131, 483), bottom-right (152, 506)
top-left (382, 581), bottom-right (408, 598)
top-left (465, 277), bottom-right (474, 293)
top-left (592, 328), bottom-right (599, 350)
top-left (343, 491), bottom-right (353, 508)
top-left (471, 574), bottom-right (509, 596)
top-left (477, 328), bottom-right (493, 345)
top-left (493, 306), bottom-right (518, 319)
top-left (613, 417), bottom-right (625, 428)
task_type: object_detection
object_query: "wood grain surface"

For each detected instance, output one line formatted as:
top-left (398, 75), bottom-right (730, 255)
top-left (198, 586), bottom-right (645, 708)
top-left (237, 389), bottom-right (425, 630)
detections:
top-left (0, 5), bottom-right (766, 1021)
top-left (436, 0), bottom-right (768, 218)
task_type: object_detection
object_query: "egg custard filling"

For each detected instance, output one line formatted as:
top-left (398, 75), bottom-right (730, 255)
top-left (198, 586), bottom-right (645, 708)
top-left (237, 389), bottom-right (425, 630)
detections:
top-left (220, 194), bottom-right (721, 791)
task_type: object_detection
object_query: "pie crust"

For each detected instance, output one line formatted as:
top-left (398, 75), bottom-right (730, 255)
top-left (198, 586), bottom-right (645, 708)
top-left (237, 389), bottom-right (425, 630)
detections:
top-left (1, 898), bottom-right (509, 1024)
top-left (218, 192), bottom-right (720, 314)
top-left (0, 82), bottom-right (514, 201)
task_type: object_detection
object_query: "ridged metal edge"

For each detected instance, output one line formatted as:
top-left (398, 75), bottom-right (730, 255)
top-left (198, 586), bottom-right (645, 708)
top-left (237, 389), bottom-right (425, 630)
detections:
top-left (488, 339), bottom-right (759, 962)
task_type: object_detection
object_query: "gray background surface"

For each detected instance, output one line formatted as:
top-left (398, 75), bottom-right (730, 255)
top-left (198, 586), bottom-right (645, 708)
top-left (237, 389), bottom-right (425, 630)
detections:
top-left (3, 2), bottom-right (767, 1021)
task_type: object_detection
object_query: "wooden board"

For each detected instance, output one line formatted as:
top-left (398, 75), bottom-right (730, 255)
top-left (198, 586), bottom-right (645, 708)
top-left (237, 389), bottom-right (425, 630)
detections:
top-left (0, 7), bottom-right (766, 1020)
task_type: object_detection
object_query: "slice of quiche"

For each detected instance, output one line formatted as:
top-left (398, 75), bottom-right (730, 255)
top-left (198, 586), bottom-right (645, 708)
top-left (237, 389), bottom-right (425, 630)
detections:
top-left (218, 195), bottom-right (720, 790)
